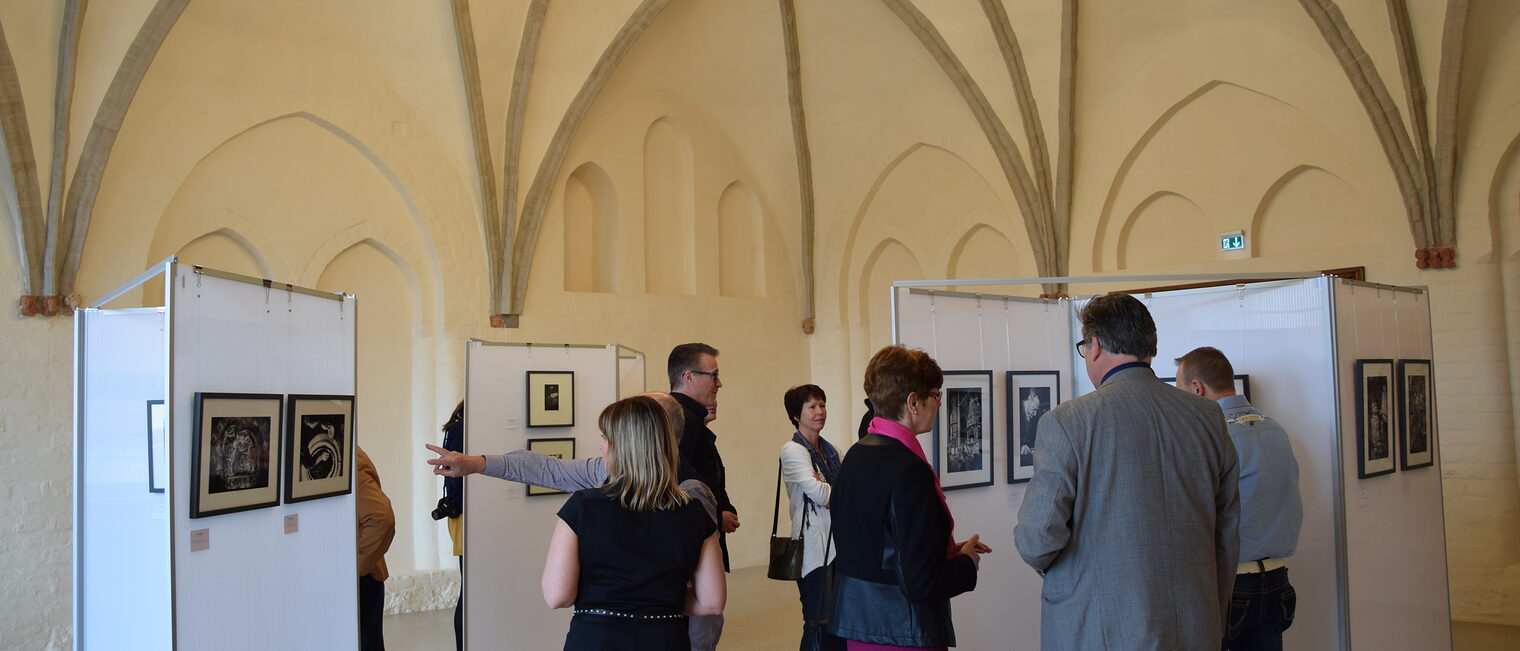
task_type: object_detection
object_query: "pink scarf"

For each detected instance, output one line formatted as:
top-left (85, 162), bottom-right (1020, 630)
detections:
top-left (867, 417), bottom-right (957, 557)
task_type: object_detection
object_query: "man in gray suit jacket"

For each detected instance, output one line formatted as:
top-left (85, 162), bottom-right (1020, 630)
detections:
top-left (1015, 293), bottom-right (1240, 651)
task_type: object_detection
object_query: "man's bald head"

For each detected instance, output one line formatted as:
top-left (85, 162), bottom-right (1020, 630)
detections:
top-left (638, 392), bottom-right (685, 435)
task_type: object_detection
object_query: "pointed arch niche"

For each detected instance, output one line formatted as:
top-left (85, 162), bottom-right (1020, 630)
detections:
top-left (718, 180), bottom-right (764, 298)
top-left (947, 222), bottom-right (1021, 279)
top-left (1117, 191), bottom-right (1212, 270)
top-left (563, 162), bottom-right (619, 293)
top-left (1252, 165), bottom-right (1367, 257)
top-left (859, 238), bottom-right (924, 355)
top-left (643, 117), bottom-right (695, 296)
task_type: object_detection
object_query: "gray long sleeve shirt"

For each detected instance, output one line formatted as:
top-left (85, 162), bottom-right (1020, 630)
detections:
top-left (1218, 395), bottom-right (1303, 561)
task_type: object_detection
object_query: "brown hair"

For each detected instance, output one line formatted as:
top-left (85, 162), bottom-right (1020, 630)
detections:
top-left (783, 384), bottom-right (828, 427)
top-left (1174, 346), bottom-right (1236, 393)
top-left (600, 396), bottom-right (689, 511)
top-left (1079, 293), bottom-right (1158, 359)
top-left (863, 345), bottom-right (943, 421)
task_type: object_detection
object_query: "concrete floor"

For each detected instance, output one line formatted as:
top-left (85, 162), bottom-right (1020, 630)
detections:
top-left (384, 565), bottom-right (1520, 650)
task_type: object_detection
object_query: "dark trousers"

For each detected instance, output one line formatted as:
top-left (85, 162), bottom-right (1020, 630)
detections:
top-left (359, 574), bottom-right (386, 651)
top-left (798, 565), bottom-right (846, 651)
top-left (1223, 567), bottom-right (1296, 651)
top-left (454, 556), bottom-right (464, 651)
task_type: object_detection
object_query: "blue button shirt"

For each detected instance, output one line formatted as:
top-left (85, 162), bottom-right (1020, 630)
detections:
top-left (1219, 395), bottom-right (1303, 561)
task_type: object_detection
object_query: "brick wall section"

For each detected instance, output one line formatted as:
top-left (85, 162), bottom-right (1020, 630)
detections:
top-left (0, 317), bottom-right (74, 650)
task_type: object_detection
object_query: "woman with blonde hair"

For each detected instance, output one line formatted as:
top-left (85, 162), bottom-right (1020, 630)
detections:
top-left (542, 395), bottom-right (726, 650)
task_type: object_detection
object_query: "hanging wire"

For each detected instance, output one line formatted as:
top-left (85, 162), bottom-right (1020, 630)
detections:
top-left (1003, 298), bottom-right (1013, 371)
top-left (976, 294), bottom-right (986, 369)
top-left (928, 291), bottom-right (940, 358)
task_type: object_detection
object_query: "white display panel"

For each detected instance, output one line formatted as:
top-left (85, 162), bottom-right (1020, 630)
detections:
top-left (1080, 278), bottom-right (1344, 650)
top-left (1333, 281), bottom-right (1450, 651)
top-left (617, 347), bottom-right (647, 399)
top-left (76, 308), bottom-right (172, 651)
top-left (895, 288), bottom-right (1071, 650)
top-left (463, 341), bottom-right (619, 651)
top-left (170, 265), bottom-right (358, 650)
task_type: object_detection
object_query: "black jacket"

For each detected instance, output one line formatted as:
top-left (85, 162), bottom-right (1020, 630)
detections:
top-left (827, 434), bottom-right (976, 647)
top-left (673, 391), bottom-right (734, 570)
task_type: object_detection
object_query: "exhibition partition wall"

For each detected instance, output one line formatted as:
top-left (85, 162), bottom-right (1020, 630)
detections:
top-left (461, 341), bottom-right (627, 651)
top-left (617, 345), bottom-right (648, 399)
top-left (892, 274), bottom-right (1450, 651)
top-left (75, 260), bottom-right (359, 651)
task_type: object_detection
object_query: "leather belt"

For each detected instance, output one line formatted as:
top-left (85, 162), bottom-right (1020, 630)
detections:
top-left (1236, 558), bottom-right (1287, 575)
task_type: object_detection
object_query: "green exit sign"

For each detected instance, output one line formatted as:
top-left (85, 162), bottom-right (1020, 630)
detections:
top-left (1220, 231), bottom-right (1245, 251)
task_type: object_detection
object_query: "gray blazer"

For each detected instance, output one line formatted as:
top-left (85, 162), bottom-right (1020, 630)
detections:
top-left (1015, 366), bottom-right (1240, 651)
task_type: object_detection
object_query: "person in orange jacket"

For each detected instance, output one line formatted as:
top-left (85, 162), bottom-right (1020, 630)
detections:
top-left (357, 446), bottom-right (396, 651)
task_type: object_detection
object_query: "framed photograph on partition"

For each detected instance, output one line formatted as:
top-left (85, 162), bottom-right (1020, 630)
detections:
top-left (147, 400), bottom-right (167, 493)
top-left (1006, 371), bottom-right (1060, 484)
top-left (526, 438), bottom-right (576, 496)
top-left (526, 371), bottom-right (575, 428)
top-left (284, 394), bottom-right (356, 504)
top-left (1159, 374), bottom-right (1251, 403)
top-left (1354, 360), bottom-right (1397, 479)
top-left (1398, 359), bottom-right (1435, 470)
top-left (191, 393), bottom-right (282, 518)
top-left (932, 371), bottom-right (994, 491)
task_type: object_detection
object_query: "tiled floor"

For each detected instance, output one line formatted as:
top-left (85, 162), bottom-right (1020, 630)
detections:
top-left (385, 566), bottom-right (1520, 650)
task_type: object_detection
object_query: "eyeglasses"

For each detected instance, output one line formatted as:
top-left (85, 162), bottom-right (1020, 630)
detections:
top-left (689, 369), bottom-right (720, 381)
top-left (926, 389), bottom-right (942, 402)
top-left (1075, 338), bottom-right (1090, 357)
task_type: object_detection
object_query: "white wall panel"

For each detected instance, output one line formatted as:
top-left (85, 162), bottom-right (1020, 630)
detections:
top-left (463, 342), bottom-right (619, 651)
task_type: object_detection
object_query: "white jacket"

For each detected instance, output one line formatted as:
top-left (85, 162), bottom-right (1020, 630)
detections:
top-left (780, 439), bottom-right (836, 576)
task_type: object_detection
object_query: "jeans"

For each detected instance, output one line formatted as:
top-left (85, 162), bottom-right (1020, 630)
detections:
top-left (1223, 567), bottom-right (1296, 651)
top-left (359, 574), bottom-right (386, 651)
top-left (798, 565), bottom-right (846, 651)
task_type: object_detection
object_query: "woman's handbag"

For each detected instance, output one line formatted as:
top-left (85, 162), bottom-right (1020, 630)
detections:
top-left (767, 461), bottom-right (807, 581)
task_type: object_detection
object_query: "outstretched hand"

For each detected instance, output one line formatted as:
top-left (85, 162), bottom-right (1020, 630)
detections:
top-left (425, 443), bottom-right (484, 477)
top-left (958, 534), bottom-right (991, 569)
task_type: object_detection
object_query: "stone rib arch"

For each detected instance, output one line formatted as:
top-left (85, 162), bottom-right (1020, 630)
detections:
top-left (1487, 127), bottom-right (1520, 261)
top-left (563, 161), bottom-right (618, 293)
top-left (1094, 81), bottom-right (1312, 271)
top-left (1115, 191), bottom-right (1208, 270)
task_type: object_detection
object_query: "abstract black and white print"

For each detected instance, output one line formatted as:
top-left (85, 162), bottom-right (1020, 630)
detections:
top-left (299, 413), bottom-right (346, 481)
top-left (209, 416), bottom-right (272, 493)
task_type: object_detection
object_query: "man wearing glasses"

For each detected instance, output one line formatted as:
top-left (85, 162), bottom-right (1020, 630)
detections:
top-left (1015, 293), bottom-right (1240, 651)
top-left (668, 343), bottom-right (740, 568)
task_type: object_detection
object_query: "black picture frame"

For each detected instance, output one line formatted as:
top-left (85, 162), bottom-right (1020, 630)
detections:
top-left (1006, 371), bottom-right (1060, 484)
top-left (1398, 359), bottom-right (1435, 471)
top-left (1354, 359), bottom-right (1397, 479)
top-left (147, 400), bottom-right (167, 493)
top-left (191, 392), bottom-right (283, 518)
top-left (932, 370), bottom-right (994, 491)
top-left (526, 371), bottom-right (576, 428)
top-left (284, 394), bottom-right (357, 504)
top-left (526, 437), bottom-right (577, 496)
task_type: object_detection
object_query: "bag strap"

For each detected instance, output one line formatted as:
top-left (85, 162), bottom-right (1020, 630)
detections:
top-left (771, 454), bottom-right (811, 539)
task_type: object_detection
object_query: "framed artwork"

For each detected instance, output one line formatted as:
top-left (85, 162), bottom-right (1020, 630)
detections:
top-left (526, 371), bottom-right (576, 428)
top-left (1398, 359), bottom-right (1435, 470)
top-left (1159, 374), bottom-right (1251, 402)
top-left (932, 371), bottom-right (994, 491)
top-left (191, 393), bottom-right (282, 518)
top-left (284, 394), bottom-right (356, 504)
top-left (1006, 371), bottom-right (1060, 484)
top-left (147, 400), bottom-right (167, 493)
top-left (526, 438), bottom-right (576, 496)
top-left (1354, 360), bottom-right (1397, 479)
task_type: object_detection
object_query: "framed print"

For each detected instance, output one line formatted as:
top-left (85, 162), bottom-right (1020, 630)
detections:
top-left (284, 394), bottom-right (356, 503)
top-left (526, 371), bottom-right (576, 428)
top-left (191, 393), bottom-right (282, 518)
top-left (1159, 373), bottom-right (1251, 402)
top-left (1006, 371), bottom-right (1060, 484)
top-left (932, 371), bottom-right (994, 490)
top-left (1354, 360), bottom-right (1397, 478)
top-left (147, 400), bottom-right (167, 493)
top-left (526, 438), bottom-right (576, 496)
top-left (1398, 359), bottom-right (1435, 470)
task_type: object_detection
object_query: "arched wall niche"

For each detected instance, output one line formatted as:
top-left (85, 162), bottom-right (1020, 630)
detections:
top-left (563, 161), bottom-right (619, 293)
top-left (1251, 165), bottom-right (1367, 257)
top-left (1117, 191), bottom-right (1211, 270)
top-left (858, 237), bottom-right (924, 357)
top-left (718, 180), bottom-right (764, 298)
top-left (947, 221), bottom-right (1021, 280)
top-left (643, 116), bottom-right (695, 296)
top-left (173, 227), bottom-right (271, 277)
top-left (315, 239), bottom-right (422, 574)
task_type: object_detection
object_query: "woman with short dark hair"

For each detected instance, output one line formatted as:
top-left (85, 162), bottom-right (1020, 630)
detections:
top-left (777, 384), bottom-right (844, 651)
top-left (827, 346), bottom-right (987, 650)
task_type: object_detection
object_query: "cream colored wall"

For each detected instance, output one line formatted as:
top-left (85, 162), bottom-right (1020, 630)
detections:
top-left (1, 1), bottom-right (1518, 646)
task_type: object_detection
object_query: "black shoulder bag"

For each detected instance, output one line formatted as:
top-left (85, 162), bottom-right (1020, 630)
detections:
top-left (767, 460), bottom-right (806, 581)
